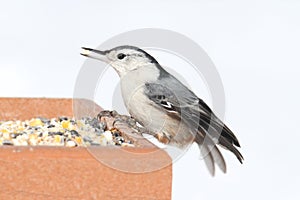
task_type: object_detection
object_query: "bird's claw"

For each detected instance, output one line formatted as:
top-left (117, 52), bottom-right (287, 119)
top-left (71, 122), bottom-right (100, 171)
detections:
top-left (97, 110), bottom-right (148, 135)
top-left (97, 110), bottom-right (118, 121)
top-left (113, 114), bottom-right (142, 132)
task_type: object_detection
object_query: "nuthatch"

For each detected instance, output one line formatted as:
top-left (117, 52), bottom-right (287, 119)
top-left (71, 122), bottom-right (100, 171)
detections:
top-left (81, 45), bottom-right (243, 175)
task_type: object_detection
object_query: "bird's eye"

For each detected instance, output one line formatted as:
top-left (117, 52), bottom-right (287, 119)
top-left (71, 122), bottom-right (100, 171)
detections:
top-left (117, 53), bottom-right (126, 60)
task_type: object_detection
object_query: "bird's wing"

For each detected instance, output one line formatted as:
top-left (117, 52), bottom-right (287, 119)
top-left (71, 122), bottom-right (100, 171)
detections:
top-left (144, 81), bottom-right (243, 164)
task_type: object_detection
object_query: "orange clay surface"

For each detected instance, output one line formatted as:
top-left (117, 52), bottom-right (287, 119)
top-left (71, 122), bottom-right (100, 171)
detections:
top-left (0, 98), bottom-right (172, 200)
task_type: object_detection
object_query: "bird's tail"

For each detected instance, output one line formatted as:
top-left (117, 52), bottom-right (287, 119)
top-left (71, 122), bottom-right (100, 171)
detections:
top-left (197, 119), bottom-right (244, 164)
top-left (196, 134), bottom-right (227, 176)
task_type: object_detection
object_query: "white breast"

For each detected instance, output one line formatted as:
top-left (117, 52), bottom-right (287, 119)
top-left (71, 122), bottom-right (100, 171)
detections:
top-left (119, 65), bottom-right (194, 148)
top-left (120, 66), bottom-right (165, 131)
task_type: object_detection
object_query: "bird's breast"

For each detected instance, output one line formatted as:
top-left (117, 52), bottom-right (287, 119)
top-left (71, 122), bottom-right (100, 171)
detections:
top-left (119, 67), bottom-right (162, 127)
top-left (121, 80), bottom-right (158, 129)
top-left (119, 68), bottom-right (194, 148)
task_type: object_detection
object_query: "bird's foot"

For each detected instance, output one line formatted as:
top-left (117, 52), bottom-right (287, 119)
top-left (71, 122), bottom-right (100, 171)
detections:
top-left (97, 110), bottom-right (119, 120)
top-left (97, 110), bottom-right (147, 135)
top-left (113, 115), bottom-right (147, 135)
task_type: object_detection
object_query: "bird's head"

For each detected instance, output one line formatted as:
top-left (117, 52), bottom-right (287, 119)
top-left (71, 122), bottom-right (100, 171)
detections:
top-left (81, 45), bottom-right (160, 76)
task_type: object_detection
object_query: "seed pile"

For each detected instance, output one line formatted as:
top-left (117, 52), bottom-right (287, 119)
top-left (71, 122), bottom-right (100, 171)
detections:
top-left (0, 117), bottom-right (134, 147)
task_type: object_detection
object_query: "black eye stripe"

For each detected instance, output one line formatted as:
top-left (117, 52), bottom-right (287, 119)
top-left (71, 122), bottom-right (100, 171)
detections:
top-left (117, 53), bottom-right (126, 60)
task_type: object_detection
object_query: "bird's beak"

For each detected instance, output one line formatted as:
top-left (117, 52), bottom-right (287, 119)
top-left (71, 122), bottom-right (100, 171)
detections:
top-left (80, 47), bottom-right (109, 63)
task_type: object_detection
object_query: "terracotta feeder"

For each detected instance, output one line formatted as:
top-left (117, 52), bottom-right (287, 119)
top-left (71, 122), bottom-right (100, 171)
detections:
top-left (0, 98), bottom-right (172, 200)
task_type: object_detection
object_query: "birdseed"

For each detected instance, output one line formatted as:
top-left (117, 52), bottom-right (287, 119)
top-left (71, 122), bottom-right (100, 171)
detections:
top-left (0, 117), bottom-right (133, 147)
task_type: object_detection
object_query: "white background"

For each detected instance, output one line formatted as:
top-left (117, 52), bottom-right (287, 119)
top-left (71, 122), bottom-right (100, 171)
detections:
top-left (1, 0), bottom-right (300, 199)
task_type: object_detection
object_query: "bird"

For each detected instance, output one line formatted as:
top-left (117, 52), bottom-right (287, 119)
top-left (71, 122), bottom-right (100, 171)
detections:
top-left (80, 45), bottom-right (243, 175)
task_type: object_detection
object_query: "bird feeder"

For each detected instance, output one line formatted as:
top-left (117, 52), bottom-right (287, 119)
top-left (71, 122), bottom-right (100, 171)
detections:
top-left (0, 98), bottom-right (172, 200)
